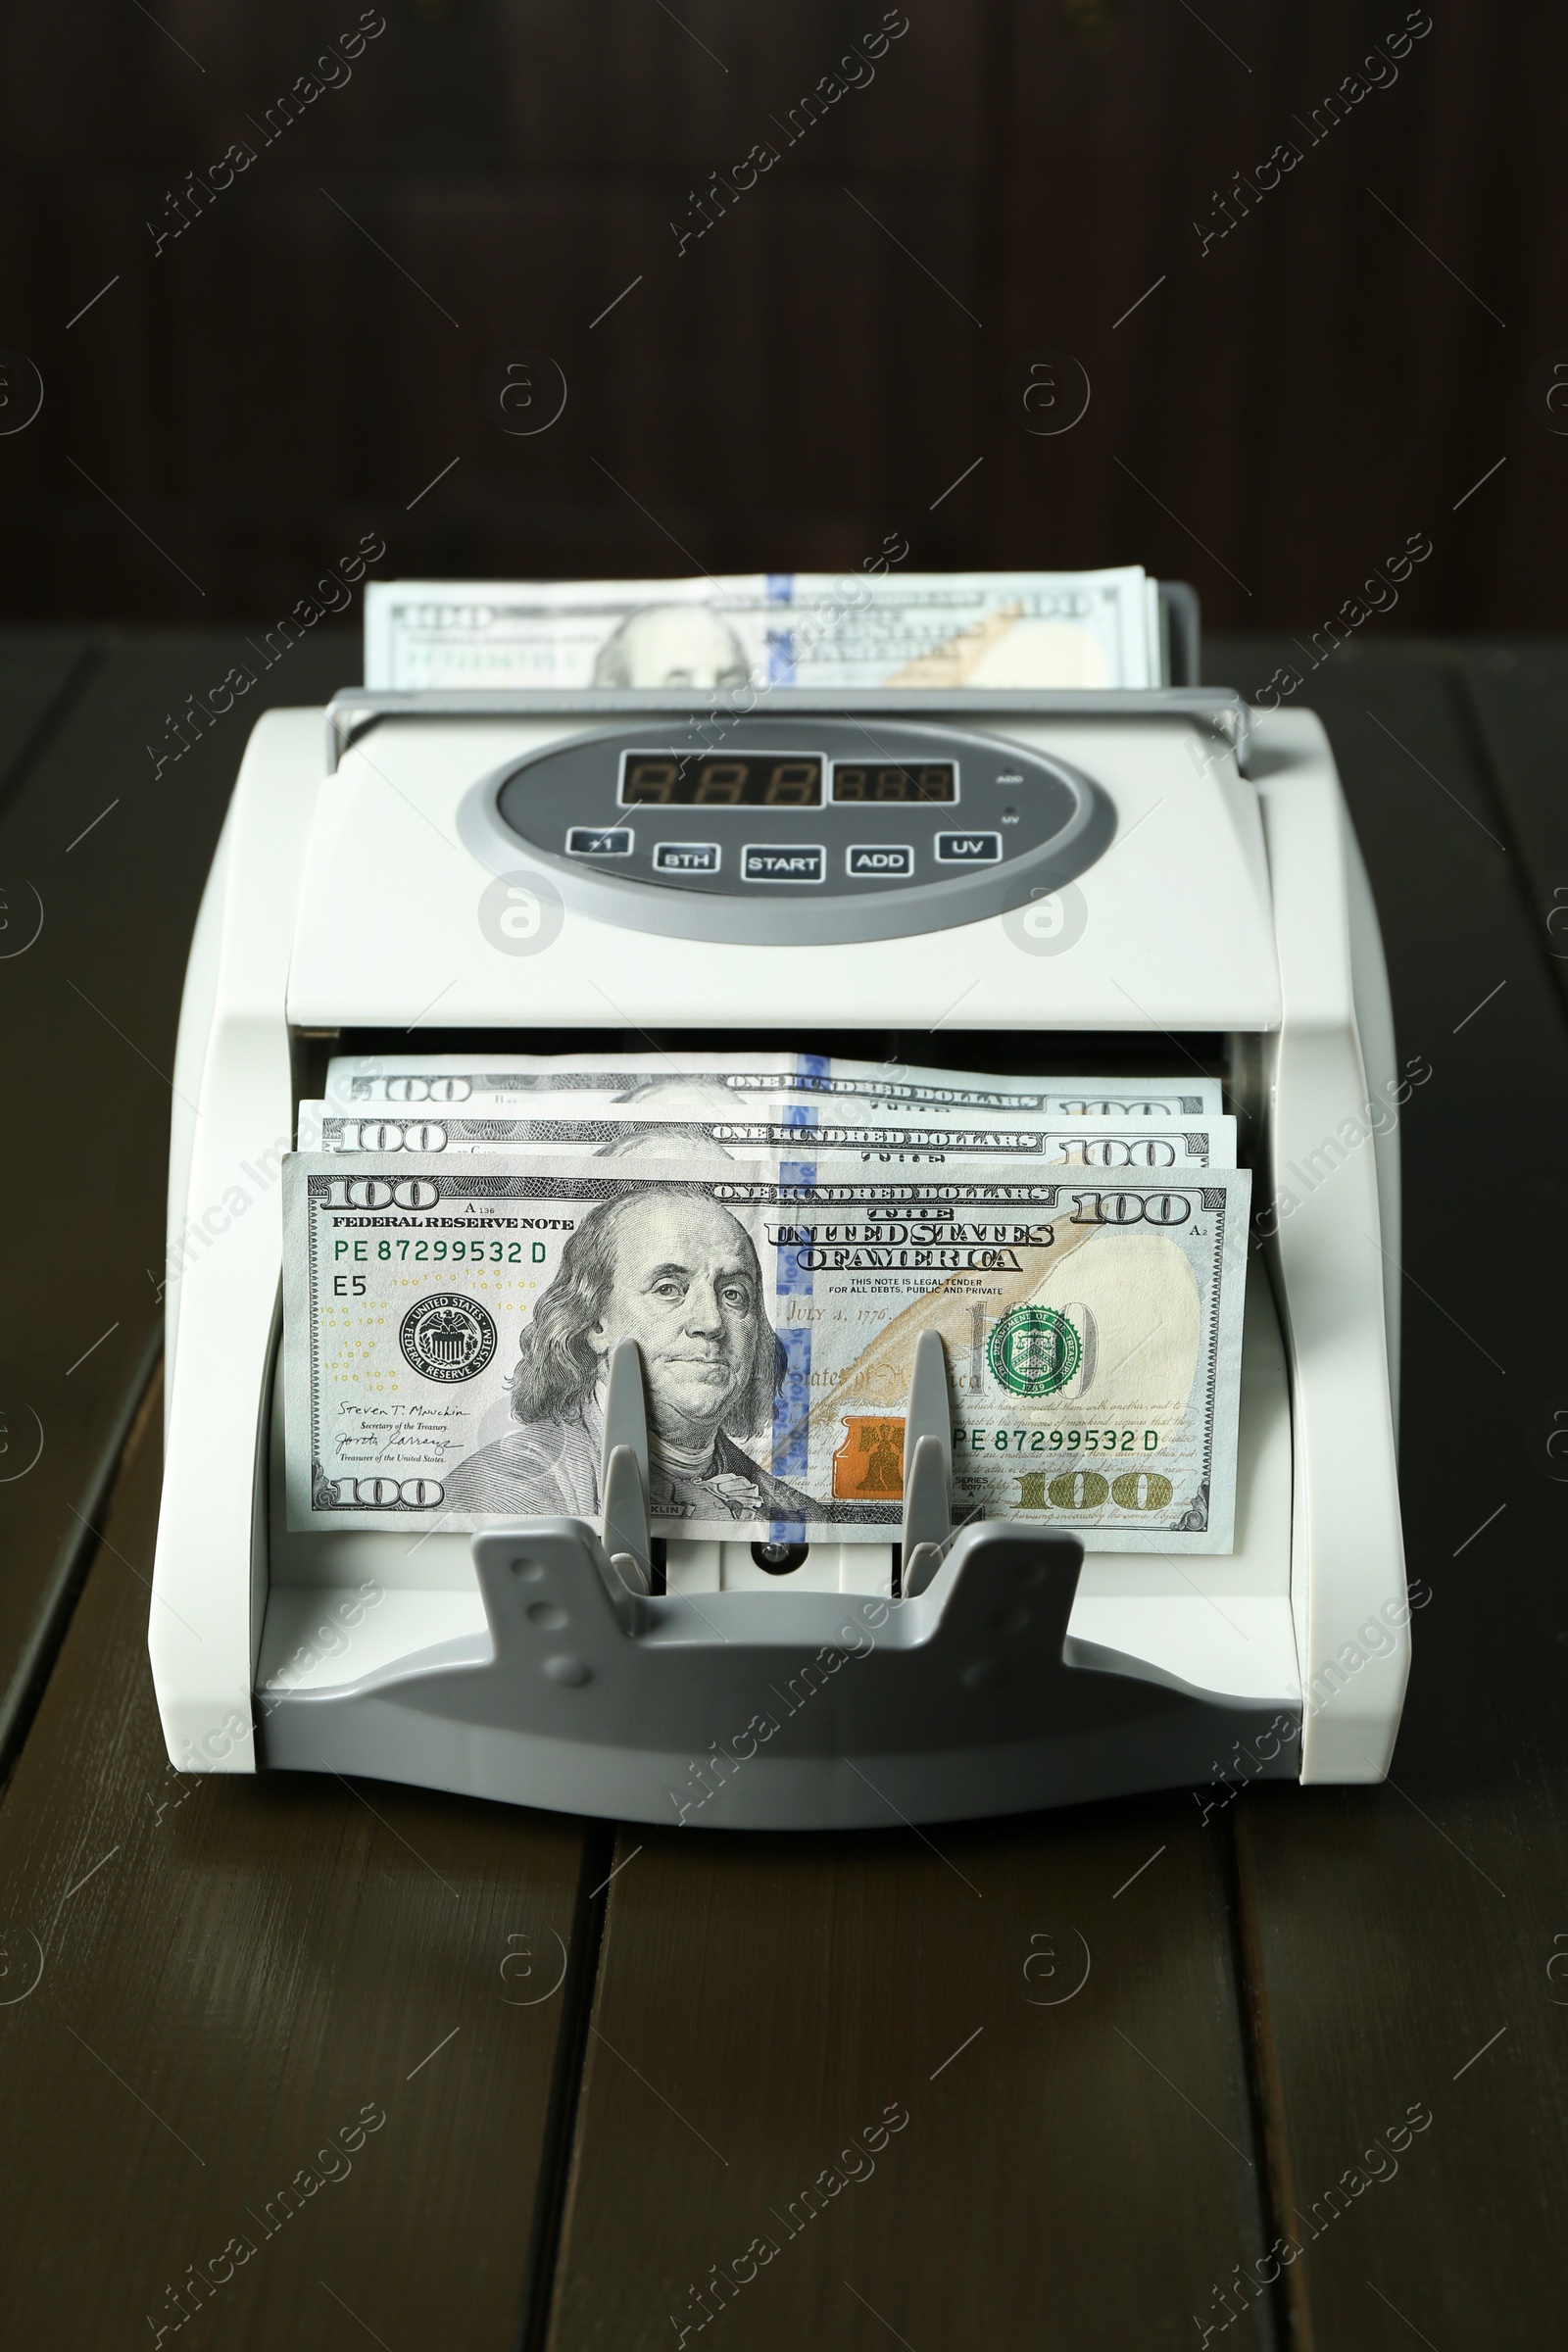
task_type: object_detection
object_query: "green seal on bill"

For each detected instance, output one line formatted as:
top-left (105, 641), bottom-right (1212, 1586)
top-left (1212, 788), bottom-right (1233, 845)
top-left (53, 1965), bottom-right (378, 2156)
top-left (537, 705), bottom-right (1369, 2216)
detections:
top-left (987, 1304), bottom-right (1082, 1397)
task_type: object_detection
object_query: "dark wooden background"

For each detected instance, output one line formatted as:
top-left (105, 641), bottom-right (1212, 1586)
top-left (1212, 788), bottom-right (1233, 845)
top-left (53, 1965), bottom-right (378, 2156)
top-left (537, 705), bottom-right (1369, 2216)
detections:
top-left (1, 0), bottom-right (1565, 631)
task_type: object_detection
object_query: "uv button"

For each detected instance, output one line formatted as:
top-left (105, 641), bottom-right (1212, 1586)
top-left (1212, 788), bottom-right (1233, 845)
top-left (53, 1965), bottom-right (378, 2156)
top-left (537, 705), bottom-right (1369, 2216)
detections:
top-left (847, 844), bottom-right (913, 878)
top-left (742, 844), bottom-right (824, 883)
top-left (935, 830), bottom-right (1003, 864)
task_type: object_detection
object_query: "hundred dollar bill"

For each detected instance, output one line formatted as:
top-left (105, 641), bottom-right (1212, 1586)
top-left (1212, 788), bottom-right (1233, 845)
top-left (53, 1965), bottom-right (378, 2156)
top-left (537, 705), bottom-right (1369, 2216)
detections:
top-left (324, 1052), bottom-right (1224, 1121)
top-left (284, 1153), bottom-right (1250, 1551)
top-left (296, 1102), bottom-right (1236, 1171)
top-left (364, 567), bottom-right (1162, 694)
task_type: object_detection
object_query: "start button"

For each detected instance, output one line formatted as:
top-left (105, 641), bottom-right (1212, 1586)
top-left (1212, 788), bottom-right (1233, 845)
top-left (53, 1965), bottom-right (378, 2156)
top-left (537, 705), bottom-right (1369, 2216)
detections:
top-left (742, 844), bottom-right (825, 884)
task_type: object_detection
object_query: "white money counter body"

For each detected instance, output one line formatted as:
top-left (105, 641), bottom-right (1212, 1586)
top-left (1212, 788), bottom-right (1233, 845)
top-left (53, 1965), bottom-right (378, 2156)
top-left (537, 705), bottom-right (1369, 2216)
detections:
top-left (149, 672), bottom-right (1409, 1829)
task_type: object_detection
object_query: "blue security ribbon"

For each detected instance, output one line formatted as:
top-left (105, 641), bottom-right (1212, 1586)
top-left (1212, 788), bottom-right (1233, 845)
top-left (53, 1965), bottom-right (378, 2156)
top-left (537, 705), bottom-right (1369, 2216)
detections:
top-left (770, 1109), bottom-right (817, 1542)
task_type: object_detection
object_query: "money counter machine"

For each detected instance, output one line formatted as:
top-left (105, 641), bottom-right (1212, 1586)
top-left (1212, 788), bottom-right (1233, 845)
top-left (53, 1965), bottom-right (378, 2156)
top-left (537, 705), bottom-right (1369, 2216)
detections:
top-left (149, 584), bottom-right (1410, 1829)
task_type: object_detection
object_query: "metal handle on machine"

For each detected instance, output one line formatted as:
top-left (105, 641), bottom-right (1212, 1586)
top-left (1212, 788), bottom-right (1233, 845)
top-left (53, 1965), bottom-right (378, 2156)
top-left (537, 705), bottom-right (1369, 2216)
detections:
top-left (322, 686), bottom-right (1250, 775)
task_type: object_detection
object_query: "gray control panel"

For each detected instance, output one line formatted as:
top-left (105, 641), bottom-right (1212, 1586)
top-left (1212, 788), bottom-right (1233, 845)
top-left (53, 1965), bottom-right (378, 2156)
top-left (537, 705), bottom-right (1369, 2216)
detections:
top-left (489, 717), bottom-right (1115, 946)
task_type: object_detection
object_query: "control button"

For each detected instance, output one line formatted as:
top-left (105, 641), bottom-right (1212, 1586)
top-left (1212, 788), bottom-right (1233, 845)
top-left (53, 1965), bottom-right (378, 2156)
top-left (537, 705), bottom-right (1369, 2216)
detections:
top-left (742, 844), bottom-right (824, 884)
top-left (566, 825), bottom-right (633, 858)
top-left (653, 841), bottom-right (720, 875)
top-left (935, 830), bottom-right (1003, 864)
top-left (847, 844), bottom-right (913, 879)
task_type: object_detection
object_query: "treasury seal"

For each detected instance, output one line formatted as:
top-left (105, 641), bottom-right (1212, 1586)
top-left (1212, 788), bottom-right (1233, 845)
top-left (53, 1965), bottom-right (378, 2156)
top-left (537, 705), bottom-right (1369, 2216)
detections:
top-left (399, 1294), bottom-right (498, 1383)
top-left (987, 1303), bottom-right (1082, 1397)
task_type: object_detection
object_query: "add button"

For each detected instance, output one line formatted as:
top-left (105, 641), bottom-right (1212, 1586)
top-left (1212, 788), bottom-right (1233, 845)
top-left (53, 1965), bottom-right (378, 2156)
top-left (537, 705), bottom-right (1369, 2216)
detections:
top-left (935, 830), bottom-right (1002, 864)
top-left (847, 844), bottom-right (913, 878)
top-left (742, 844), bottom-right (825, 884)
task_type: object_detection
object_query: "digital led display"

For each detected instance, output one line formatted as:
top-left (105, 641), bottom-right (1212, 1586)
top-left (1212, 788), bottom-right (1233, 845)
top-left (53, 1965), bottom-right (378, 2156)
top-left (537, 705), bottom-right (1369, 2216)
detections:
top-left (830, 762), bottom-right (957, 804)
top-left (620, 754), bottom-right (823, 807)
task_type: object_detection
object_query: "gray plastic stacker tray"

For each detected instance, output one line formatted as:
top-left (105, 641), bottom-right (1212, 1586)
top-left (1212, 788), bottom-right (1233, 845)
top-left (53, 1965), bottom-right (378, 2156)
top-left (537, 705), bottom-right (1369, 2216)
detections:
top-left (258, 1336), bottom-right (1300, 1829)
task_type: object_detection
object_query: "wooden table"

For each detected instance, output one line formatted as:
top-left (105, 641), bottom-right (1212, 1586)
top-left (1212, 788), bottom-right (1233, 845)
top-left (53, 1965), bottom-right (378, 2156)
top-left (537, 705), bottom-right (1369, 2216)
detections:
top-left (2, 629), bottom-right (1563, 2347)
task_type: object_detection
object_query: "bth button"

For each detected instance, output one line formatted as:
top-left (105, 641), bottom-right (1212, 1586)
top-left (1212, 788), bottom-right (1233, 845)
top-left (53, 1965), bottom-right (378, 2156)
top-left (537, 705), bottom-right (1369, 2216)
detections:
top-left (653, 841), bottom-right (720, 875)
top-left (847, 844), bottom-right (913, 878)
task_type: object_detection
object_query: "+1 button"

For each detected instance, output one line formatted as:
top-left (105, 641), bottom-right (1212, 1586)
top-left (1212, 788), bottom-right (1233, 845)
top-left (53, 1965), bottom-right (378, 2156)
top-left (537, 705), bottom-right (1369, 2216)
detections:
top-left (566, 825), bottom-right (633, 857)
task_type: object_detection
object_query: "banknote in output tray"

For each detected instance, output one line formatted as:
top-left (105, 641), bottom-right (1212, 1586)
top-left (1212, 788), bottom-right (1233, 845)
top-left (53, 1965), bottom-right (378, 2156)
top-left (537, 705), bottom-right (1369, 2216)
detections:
top-left (323, 1050), bottom-right (1225, 1120)
top-left (296, 1101), bottom-right (1235, 1170)
top-left (283, 1153), bottom-right (1250, 1552)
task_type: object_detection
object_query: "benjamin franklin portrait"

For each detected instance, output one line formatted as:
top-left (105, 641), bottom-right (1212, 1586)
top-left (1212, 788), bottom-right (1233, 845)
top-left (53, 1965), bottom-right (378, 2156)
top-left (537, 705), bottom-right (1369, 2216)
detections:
top-left (441, 1187), bottom-right (814, 1524)
top-left (590, 604), bottom-right (750, 691)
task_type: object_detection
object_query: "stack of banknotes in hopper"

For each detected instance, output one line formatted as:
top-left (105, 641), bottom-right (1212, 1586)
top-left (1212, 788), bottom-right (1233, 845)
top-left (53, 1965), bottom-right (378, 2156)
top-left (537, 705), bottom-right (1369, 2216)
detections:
top-left (363, 564), bottom-right (1169, 691)
top-left (283, 1054), bottom-right (1250, 1555)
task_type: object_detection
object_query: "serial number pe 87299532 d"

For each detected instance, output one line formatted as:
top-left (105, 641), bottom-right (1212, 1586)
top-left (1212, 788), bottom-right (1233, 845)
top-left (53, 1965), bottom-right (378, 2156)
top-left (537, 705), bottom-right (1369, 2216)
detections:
top-left (955, 1425), bottom-right (1162, 1454)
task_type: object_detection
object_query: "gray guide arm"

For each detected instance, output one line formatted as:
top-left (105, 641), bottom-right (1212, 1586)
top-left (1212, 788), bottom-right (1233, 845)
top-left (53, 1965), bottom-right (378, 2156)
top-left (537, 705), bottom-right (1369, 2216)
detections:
top-left (903, 1329), bottom-right (953, 1592)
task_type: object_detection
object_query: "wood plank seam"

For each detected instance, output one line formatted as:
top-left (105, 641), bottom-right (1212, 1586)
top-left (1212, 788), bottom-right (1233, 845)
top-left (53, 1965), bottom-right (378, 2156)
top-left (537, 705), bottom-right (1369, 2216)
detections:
top-left (1222, 1805), bottom-right (1298, 2352)
top-left (0, 1327), bottom-right (163, 1790)
top-left (522, 1821), bottom-right (618, 2352)
top-left (0, 640), bottom-right (104, 828)
top-left (1446, 659), bottom-right (1568, 1046)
